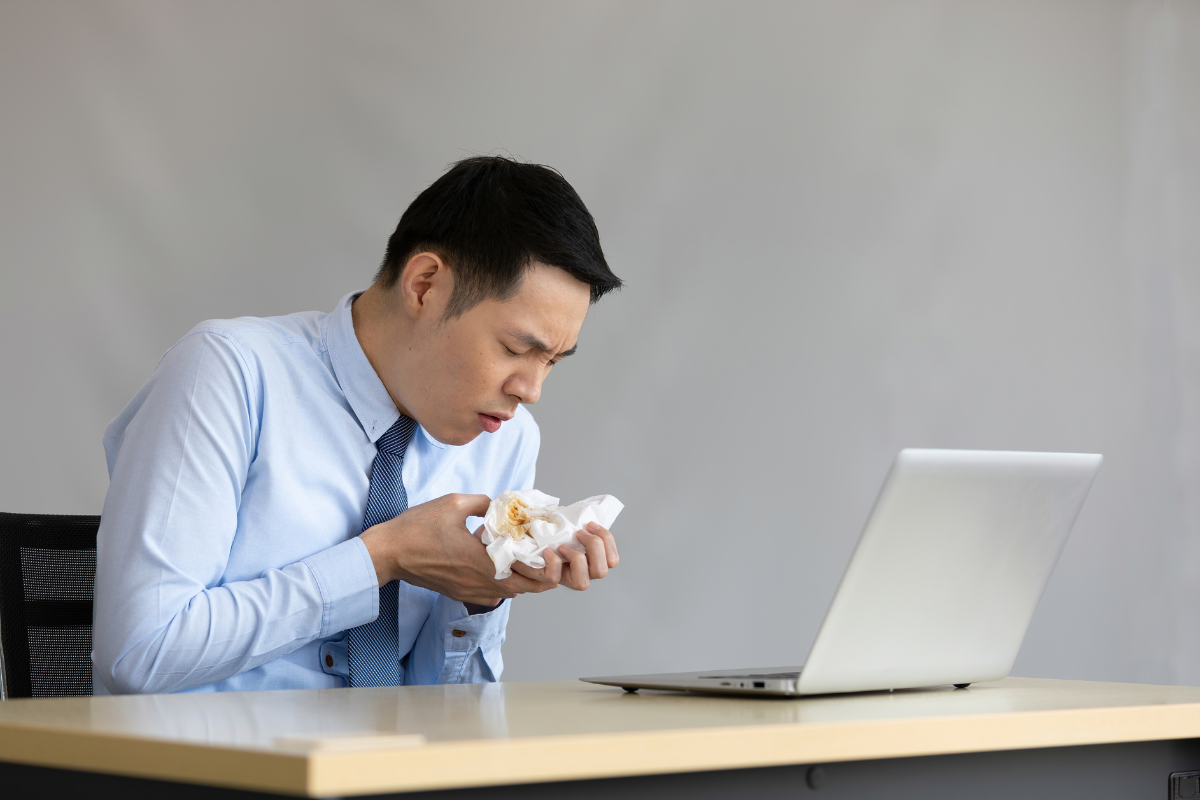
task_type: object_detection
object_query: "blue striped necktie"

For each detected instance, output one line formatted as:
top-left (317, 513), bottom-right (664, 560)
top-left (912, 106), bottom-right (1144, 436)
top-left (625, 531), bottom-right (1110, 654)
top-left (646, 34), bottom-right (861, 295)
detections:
top-left (346, 414), bottom-right (418, 687)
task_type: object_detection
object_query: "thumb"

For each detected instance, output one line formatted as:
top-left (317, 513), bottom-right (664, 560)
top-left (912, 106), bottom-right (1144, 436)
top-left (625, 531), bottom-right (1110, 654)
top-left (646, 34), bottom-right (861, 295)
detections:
top-left (452, 493), bottom-right (492, 522)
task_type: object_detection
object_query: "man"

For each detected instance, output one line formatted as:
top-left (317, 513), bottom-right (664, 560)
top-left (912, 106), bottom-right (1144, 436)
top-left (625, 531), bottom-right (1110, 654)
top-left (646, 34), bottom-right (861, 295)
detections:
top-left (92, 156), bottom-right (622, 694)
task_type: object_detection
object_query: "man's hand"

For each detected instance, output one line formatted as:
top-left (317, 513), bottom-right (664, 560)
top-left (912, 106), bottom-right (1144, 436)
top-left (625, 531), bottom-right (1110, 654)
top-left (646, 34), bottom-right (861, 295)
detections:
top-left (510, 521), bottom-right (620, 591)
top-left (359, 494), bottom-right (559, 606)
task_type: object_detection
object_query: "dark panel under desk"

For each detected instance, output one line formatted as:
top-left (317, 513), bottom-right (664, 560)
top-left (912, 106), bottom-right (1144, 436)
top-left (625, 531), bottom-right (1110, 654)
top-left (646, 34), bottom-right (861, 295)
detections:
top-left (3, 738), bottom-right (1199, 800)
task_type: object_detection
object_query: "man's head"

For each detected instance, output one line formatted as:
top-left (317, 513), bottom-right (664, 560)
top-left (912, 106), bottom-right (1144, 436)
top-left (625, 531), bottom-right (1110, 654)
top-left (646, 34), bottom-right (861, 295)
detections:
top-left (376, 156), bottom-right (621, 316)
top-left (354, 156), bottom-right (622, 445)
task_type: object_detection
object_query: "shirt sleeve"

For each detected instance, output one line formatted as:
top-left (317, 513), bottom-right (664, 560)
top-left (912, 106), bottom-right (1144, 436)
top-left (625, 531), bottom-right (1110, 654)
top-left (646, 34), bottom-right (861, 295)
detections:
top-left (92, 329), bottom-right (379, 695)
top-left (402, 597), bottom-right (510, 685)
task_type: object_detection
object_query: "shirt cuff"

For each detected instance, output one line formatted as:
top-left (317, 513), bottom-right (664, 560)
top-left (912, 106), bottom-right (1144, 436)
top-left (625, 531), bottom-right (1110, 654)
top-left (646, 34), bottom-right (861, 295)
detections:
top-left (302, 537), bottom-right (379, 637)
top-left (444, 599), bottom-right (509, 653)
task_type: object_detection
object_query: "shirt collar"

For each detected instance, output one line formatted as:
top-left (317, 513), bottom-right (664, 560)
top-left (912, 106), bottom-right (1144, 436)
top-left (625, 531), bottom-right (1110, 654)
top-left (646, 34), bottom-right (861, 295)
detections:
top-left (325, 291), bottom-right (400, 443)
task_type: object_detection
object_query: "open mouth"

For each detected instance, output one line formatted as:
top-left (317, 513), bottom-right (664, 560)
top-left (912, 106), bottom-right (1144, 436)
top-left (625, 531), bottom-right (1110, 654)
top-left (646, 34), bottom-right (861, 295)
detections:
top-left (477, 413), bottom-right (506, 433)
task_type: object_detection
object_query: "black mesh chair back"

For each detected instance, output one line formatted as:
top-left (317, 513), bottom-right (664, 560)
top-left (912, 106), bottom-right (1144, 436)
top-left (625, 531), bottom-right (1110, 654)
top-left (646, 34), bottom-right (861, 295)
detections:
top-left (0, 512), bottom-right (98, 699)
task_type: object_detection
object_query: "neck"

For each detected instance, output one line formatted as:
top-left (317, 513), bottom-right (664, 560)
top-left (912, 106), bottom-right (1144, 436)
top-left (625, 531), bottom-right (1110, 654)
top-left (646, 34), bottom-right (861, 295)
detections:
top-left (352, 283), bottom-right (415, 419)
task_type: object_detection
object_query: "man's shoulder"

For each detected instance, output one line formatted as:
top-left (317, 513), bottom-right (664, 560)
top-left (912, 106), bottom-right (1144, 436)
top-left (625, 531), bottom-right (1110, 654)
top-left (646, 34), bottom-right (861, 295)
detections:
top-left (171, 310), bottom-right (328, 367)
top-left (475, 406), bottom-right (539, 479)
top-left (184, 310), bottom-right (326, 350)
top-left (497, 405), bottom-right (540, 450)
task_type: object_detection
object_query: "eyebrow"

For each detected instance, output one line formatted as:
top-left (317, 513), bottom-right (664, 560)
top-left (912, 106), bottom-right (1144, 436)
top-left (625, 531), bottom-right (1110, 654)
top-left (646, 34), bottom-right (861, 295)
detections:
top-left (513, 332), bottom-right (577, 359)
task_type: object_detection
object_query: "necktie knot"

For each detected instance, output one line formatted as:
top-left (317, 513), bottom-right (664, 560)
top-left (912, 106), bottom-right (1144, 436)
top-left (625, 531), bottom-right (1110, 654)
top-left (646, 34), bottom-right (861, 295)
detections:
top-left (377, 415), bottom-right (417, 455)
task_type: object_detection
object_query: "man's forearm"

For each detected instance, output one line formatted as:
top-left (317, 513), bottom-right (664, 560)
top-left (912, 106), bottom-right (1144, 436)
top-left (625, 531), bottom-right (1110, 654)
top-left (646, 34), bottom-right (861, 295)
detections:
top-left (94, 539), bottom-right (378, 694)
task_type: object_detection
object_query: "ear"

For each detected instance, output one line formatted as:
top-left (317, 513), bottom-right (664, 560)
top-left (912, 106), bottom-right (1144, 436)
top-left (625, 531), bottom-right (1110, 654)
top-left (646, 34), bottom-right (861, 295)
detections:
top-left (397, 252), bottom-right (453, 320)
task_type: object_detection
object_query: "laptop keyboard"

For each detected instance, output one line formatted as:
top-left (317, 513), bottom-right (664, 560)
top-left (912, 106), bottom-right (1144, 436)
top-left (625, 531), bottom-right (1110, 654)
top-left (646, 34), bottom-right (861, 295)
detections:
top-left (699, 671), bottom-right (802, 680)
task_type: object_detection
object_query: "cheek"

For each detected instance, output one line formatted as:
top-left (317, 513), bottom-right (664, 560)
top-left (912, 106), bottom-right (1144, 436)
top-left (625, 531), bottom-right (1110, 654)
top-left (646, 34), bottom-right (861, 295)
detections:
top-left (441, 342), bottom-right (508, 400)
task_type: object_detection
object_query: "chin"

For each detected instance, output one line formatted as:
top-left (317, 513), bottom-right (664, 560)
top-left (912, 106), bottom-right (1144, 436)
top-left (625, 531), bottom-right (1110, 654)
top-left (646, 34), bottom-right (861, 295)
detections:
top-left (424, 424), bottom-right (482, 447)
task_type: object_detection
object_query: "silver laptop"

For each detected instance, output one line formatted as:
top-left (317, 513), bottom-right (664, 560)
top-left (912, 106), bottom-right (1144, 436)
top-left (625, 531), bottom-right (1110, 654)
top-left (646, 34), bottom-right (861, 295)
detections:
top-left (583, 448), bottom-right (1102, 697)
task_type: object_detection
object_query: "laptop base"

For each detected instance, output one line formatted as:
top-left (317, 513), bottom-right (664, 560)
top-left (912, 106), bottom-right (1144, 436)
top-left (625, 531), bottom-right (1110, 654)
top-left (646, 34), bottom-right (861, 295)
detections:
top-left (581, 666), bottom-right (806, 697)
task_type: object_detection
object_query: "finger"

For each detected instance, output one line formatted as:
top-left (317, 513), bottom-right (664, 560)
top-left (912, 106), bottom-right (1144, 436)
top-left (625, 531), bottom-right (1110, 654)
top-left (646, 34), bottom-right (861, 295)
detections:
top-left (450, 493), bottom-right (492, 521)
top-left (558, 544), bottom-right (590, 591)
top-left (586, 522), bottom-right (619, 568)
top-left (471, 523), bottom-right (486, 540)
top-left (511, 558), bottom-right (560, 588)
top-left (464, 556), bottom-right (546, 597)
top-left (509, 560), bottom-right (545, 581)
top-left (541, 547), bottom-right (564, 585)
top-left (578, 532), bottom-right (609, 580)
top-left (497, 572), bottom-right (554, 594)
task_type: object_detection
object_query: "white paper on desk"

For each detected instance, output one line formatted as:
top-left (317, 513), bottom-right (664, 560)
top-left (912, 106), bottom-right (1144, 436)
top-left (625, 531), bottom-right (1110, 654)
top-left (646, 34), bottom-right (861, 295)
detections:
top-left (480, 490), bottom-right (624, 579)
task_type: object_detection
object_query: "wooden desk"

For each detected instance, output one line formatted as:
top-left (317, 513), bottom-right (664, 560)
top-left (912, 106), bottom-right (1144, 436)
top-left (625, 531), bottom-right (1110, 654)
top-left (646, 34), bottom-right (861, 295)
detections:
top-left (1, 678), bottom-right (1199, 798)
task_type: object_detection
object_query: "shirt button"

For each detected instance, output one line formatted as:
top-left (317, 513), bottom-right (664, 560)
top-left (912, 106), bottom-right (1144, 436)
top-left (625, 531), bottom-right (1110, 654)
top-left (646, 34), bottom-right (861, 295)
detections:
top-left (325, 654), bottom-right (334, 668)
top-left (451, 629), bottom-right (467, 638)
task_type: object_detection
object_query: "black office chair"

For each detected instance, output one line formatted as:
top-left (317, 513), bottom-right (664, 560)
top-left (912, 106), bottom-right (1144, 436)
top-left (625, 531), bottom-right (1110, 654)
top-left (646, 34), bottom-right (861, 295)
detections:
top-left (0, 512), bottom-right (98, 699)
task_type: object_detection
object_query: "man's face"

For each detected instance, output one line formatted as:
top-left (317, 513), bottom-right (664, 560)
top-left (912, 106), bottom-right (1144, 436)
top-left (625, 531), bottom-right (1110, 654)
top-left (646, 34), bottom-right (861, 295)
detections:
top-left (395, 262), bottom-right (591, 446)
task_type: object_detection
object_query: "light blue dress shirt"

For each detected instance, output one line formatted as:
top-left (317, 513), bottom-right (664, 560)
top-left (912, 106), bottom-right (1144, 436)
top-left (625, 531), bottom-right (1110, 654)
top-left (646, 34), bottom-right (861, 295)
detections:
top-left (93, 292), bottom-right (538, 695)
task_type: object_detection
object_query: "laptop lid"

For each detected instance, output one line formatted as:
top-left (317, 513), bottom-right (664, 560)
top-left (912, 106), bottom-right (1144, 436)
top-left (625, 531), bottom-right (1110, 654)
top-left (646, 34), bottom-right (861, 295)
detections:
top-left (795, 448), bottom-right (1101, 695)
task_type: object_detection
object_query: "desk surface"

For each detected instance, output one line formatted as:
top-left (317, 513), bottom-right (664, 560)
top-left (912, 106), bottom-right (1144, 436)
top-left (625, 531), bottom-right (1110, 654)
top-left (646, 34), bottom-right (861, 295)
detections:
top-left (1, 677), bottom-right (1200, 796)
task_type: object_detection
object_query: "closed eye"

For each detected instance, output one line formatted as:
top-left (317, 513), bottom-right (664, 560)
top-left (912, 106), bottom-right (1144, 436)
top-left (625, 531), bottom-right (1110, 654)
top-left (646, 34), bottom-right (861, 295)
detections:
top-left (503, 333), bottom-right (577, 365)
top-left (503, 344), bottom-right (555, 366)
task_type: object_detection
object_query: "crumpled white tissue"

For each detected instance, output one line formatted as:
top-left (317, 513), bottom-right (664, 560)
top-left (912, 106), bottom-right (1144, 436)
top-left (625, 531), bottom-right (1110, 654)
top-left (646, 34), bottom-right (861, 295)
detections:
top-left (480, 490), bottom-right (624, 580)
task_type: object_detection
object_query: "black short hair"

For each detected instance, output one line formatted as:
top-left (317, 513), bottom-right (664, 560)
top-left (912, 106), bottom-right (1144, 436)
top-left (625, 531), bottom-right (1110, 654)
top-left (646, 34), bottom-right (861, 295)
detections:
top-left (376, 156), bottom-right (621, 318)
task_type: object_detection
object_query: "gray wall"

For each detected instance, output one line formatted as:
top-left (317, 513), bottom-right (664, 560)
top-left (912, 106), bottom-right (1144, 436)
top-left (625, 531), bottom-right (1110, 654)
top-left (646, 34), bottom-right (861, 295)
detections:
top-left (2, 1), bottom-right (1198, 685)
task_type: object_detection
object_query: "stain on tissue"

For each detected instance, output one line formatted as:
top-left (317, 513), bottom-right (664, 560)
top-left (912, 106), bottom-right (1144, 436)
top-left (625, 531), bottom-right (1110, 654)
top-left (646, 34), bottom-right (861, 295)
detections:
top-left (496, 496), bottom-right (557, 541)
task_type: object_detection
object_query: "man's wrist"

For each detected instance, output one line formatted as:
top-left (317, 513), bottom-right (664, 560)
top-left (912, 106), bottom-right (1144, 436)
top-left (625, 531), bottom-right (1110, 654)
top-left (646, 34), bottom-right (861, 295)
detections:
top-left (359, 526), bottom-right (397, 587)
top-left (464, 600), bottom-right (503, 615)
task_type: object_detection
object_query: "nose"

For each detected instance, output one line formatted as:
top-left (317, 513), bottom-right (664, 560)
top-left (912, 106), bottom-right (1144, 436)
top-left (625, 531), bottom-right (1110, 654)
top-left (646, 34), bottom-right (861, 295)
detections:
top-left (506, 364), bottom-right (544, 405)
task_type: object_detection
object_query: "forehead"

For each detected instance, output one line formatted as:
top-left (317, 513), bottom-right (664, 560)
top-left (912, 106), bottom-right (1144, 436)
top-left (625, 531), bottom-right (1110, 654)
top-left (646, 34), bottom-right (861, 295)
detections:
top-left (511, 262), bottom-right (591, 308)
top-left (475, 263), bottom-right (590, 340)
